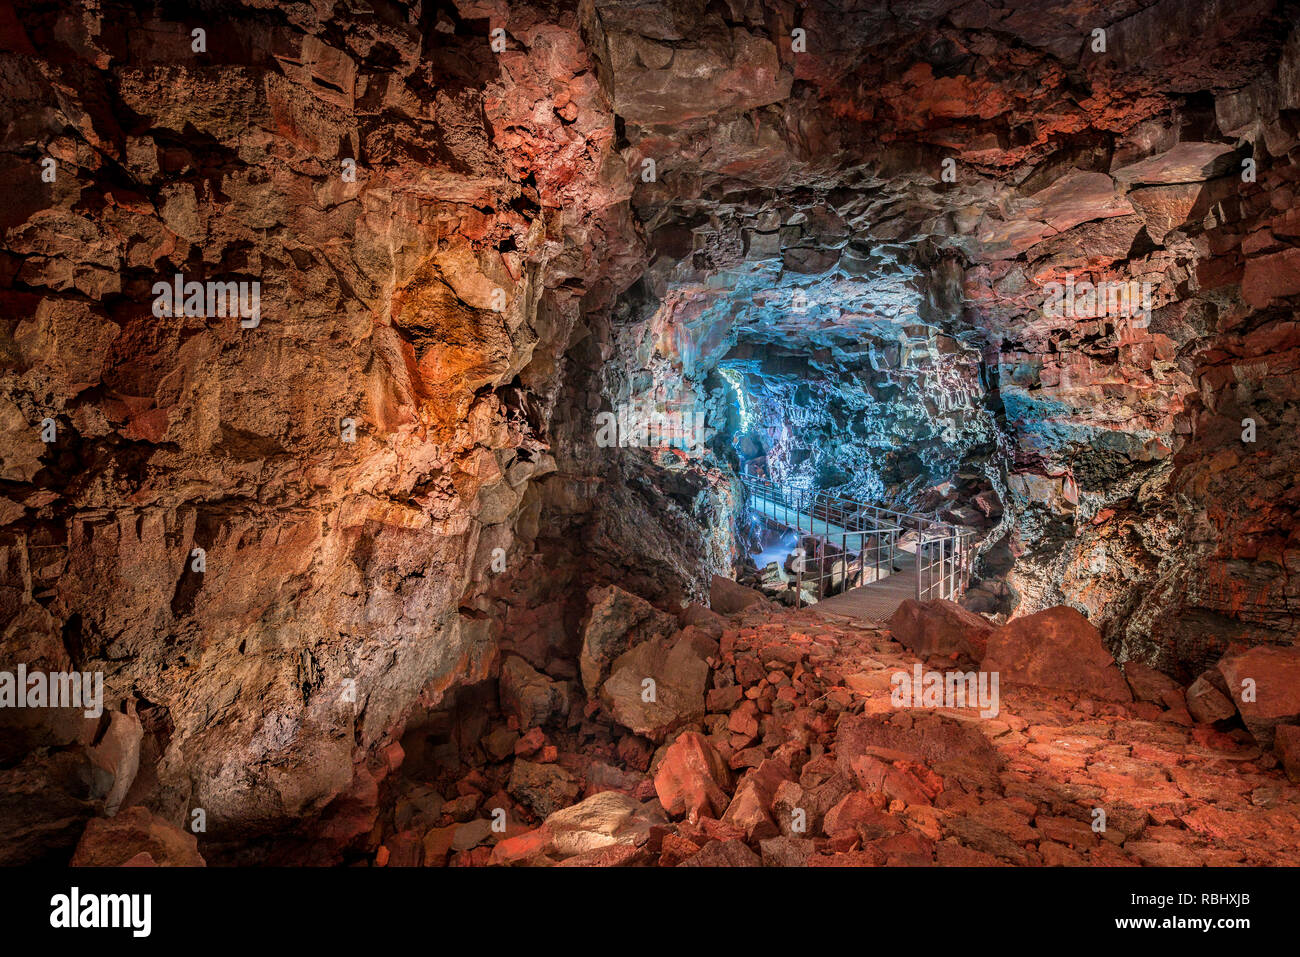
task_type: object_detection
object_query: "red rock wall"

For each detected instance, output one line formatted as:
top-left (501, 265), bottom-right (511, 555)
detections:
top-left (0, 0), bottom-right (647, 861)
top-left (3, 0), bottom-right (1299, 862)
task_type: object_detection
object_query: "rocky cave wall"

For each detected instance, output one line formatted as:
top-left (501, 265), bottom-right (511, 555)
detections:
top-left (594, 0), bottom-right (1300, 674)
top-left (2, 0), bottom-right (1300, 864)
top-left (0, 0), bottom-right (653, 863)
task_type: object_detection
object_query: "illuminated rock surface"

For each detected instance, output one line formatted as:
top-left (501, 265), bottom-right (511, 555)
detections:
top-left (0, 0), bottom-right (1298, 865)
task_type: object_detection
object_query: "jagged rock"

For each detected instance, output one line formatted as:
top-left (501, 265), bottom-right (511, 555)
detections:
top-left (507, 761), bottom-right (581, 820)
top-left (677, 838), bottom-right (762, 867)
top-left (1185, 673), bottom-right (1236, 724)
top-left (451, 819), bottom-right (495, 852)
top-left (710, 575), bottom-right (767, 615)
top-left (1126, 182), bottom-right (1208, 243)
top-left (86, 711), bottom-right (143, 817)
top-left (482, 726), bottom-right (520, 762)
top-left (1242, 247), bottom-right (1300, 307)
top-left (599, 630), bottom-right (712, 741)
top-left (71, 807), bottom-right (205, 867)
top-left (499, 656), bottom-right (567, 730)
top-left (982, 607), bottom-right (1132, 702)
top-left (888, 599), bottom-right (993, 662)
top-left (721, 759), bottom-right (793, 842)
top-left (422, 826), bottom-right (457, 868)
top-left (1274, 726), bottom-right (1300, 783)
top-left (542, 791), bottom-right (665, 858)
top-left (760, 834), bottom-right (815, 866)
top-left (555, 843), bottom-right (648, 867)
top-left (579, 586), bottom-right (678, 698)
top-left (379, 831), bottom-right (423, 867)
top-left (680, 603), bottom-right (728, 638)
top-left (653, 731), bottom-right (732, 819)
top-left (1123, 661), bottom-right (1182, 704)
top-left (1112, 142), bottom-right (1239, 185)
top-left (1217, 646), bottom-right (1300, 748)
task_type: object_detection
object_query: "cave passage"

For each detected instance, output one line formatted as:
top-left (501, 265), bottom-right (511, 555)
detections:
top-left (3, 0), bottom-right (1300, 882)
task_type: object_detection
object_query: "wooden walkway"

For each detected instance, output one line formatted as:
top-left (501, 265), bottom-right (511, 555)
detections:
top-left (813, 551), bottom-right (918, 621)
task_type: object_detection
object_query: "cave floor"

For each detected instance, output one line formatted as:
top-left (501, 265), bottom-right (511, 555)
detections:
top-left (414, 603), bottom-right (1300, 867)
top-left (728, 606), bottom-right (1300, 866)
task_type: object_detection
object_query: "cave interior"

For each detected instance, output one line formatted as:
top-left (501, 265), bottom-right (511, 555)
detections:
top-left (3, 0), bottom-right (1300, 868)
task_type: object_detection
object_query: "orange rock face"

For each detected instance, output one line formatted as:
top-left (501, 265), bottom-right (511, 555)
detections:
top-left (983, 606), bottom-right (1134, 702)
top-left (1, 0), bottom-right (1298, 868)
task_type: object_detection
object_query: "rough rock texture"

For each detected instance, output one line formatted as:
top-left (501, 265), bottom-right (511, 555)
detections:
top-left (579, 584), bottom-right (677, 697)
top-left (599, 629), bottom-right (713, 741)
top-left (888, 598), bottom-right (993, 663)
top-left (70, 806), bottom-right (205, 867)
top-left (2, 0), bottom-right (1300, 865)
top-left (983, 607), bottom-right (1134, 701)
top-left (0, 0), bottom-right (648, 863)
top-left (1217, 645), bottom-right (1300, 748)
top-left (654, 730), bottom-right (732, 820)
top-left (709, 574), bottom-right (767, 615)
top-left (371, 599), bottom-right (1300, 867)
top-left (499, 655), bottom-right (569, 730)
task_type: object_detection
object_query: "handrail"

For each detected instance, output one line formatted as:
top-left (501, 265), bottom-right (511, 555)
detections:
top-left (741, 475), bottom-right (974, 606)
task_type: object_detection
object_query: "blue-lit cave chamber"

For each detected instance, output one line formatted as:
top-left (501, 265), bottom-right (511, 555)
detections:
top-left (589, 197), bottom-right (1017, 616)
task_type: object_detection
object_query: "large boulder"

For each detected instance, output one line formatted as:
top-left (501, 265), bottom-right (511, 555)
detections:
top-left (71, 806), bottom-right (205, 866)
top-left (709, 575), bottom-right (767, 615)
top-left (579, 586), bottom-right (678, 697)
top-left (721, 758), bottom-right (793, 842)
top-left (599, 630), bottom-right (713, 742)
top-left (1275, 726), bottom-right (1300, 783)
top-left (499, 655), bottom-right (568, 730)
top-left (981, 606), bottom-right (1132, 702)
top-left (653, 731), bottom-right (732, 819)
top-left (1185, 672), bottom-right (1235, 724)
top-left (888, 599), bottom-right (993, 662)
top-left (542, 791), bottom-right (665, 859)
top-left (1111, 141), bottom-right (1239, 186)
top-left (1217, 645), bottom-right (1300, 748)
top-left (90, 712), bottom-right (144, 817)
top-left (507, 760), bottom-right (581, 819)
top-left (680, 602), bottom-right (728, 638)
top-left (1122, 660), bottom-right (1182, 704)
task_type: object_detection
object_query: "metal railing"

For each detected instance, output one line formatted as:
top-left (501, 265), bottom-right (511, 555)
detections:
top-left (914, 526), bottom-right (976, 602)
top-left (742, 475), bottom-right (974, 606)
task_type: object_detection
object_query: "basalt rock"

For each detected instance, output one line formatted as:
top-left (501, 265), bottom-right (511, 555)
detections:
top-left (70, 806), bottom-right (205, 867)
top-left (3, 0), bottom-right (1300, 868)
top-left (1217, 646), bottom-right (1300, 748)
top-left (599, 630), bottom-right (712, 742)
top-left (579, 585), bottom-right (679, 698)
top-left (653, 731), bottom-right (732, 820)
top-left (888, 599), bottom-right (994, 663)
top-left (983, 607), bottom-right (1134, 702)
top-left (709, 575), bottom-right (767, 615)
